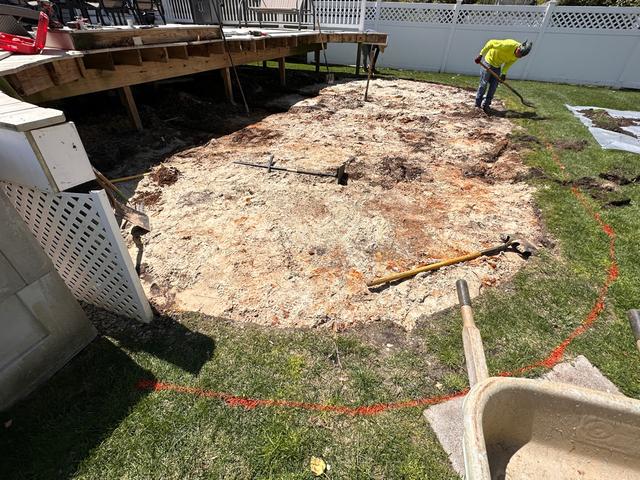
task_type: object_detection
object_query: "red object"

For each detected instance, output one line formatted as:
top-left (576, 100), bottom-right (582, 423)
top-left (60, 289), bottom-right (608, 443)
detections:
top-left (0, 11), bottom-right (49, 55)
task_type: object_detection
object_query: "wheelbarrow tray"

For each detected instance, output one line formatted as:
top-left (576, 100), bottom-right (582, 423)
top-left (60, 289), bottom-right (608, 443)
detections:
top-left (462, 377), bottom-right (640, 480)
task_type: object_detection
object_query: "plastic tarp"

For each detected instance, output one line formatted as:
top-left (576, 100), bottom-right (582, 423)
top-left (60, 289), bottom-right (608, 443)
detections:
top-left (566, 105), bottom-right (640, 155)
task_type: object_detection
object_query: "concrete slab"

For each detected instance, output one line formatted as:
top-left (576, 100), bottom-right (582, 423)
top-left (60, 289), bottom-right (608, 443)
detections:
top-left (423, 355), bottom-right (621, 477)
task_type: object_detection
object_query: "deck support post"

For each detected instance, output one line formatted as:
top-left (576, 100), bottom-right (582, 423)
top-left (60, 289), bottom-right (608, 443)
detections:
top-left (221, 67), bottom-right (235, 104)
top-left (118, 85), bottom-right (142, 131)
top-left (278, 57), bottom-right (286, 86)
top-left (314, 48), bottom-right (320, 73)
top-left (355, 42), bottom-right (362, 76)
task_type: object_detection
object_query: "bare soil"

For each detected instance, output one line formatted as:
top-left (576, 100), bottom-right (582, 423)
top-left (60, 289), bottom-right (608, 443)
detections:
top-left (554, 139), bottom-right (588, 152)
top-left (150, 165), bottom-right (180, 186)
top-left (129, 78), bottom-right (543, 330)
top-left (582, 109), bottom-right (639, 137)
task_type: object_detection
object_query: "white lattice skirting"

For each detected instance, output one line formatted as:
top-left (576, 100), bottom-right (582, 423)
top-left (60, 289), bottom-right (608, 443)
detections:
top-left (2, 182), bottom-right (153, 322)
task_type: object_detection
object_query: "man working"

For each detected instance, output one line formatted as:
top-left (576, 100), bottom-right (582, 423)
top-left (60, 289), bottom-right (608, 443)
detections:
top-left (474, 39), bottom-right (532, 113)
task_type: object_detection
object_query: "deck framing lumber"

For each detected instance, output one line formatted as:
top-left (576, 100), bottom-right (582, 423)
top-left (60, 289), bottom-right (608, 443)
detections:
top-left (118, 85), bottom-right (143, 131)
top-left (0, 30), bottom-right (387, 104)
top-left (26, 44), bottom-right (314, 102)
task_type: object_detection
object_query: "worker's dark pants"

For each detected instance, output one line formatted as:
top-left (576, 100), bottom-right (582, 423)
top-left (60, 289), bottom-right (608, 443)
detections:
top-left (475, 65), bottom-right (501, 108)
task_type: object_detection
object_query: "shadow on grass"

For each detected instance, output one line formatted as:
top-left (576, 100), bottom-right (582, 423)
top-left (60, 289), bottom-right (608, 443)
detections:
top-left (491, 109), bottom-right (547, 120)
top-left (0, 309), bottom-right (215, 479)
top-left (87, 305), bottom-right (216, 376)
top-left (0, 337), bottom-right (153, 479)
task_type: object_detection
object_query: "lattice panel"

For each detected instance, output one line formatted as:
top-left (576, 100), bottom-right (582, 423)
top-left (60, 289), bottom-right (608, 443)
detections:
top-left (364, 4), bottom-right (375, 21)
top-left (550, 10), bottom-right (640, 30)
top-left (378, 5), bottom-right (454, 24)
top-left (2, 182), bottom-right (152, 323)
top-left (457, 8), bottom-right (544, 27)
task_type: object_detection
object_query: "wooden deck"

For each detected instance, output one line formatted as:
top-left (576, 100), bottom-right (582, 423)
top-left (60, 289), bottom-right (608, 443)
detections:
top-left (0, 26), bottom-right (387, 104)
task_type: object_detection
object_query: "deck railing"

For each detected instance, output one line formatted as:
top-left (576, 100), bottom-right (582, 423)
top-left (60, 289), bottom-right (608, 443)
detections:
top-left (164, 0), bottom-right (366, 30)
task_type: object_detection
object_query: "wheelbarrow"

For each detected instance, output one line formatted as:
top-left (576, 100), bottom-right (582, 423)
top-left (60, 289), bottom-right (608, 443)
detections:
top-left (455, 279), bottom-right (640, 480)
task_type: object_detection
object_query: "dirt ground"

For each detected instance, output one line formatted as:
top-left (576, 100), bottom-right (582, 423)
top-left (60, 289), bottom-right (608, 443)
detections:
top-left (126, 78), bottom-right (542, 330)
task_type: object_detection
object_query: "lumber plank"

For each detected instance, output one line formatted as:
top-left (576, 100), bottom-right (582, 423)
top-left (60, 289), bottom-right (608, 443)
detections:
top-left (226, 41), bottom-right (242, 53)
top-left (83, 52), bottom-right (116, 71)
top-left (12, 65), bottom-right (55, 96)
top-left (46, 25), bottom-right (221, 50)
top-left (75, 57), bottom-right (87, 77)
top-left (0, 49), bottom-right (83, 76)
top-left (187, 44), bottom-right (210, 57)
top-left (113, 49), bottom-right (143, 66)
top-left (208, 41), bottom-right (225, 55)
top-left (221, 67), bottom-right (234, 104)
top-left (140, 47), bottom-right (168, 63)
top-left (166, 45), bottom-right (189, 60)
top-left (240, 40), bottom-right (257, 53)
top-left (118, 86), bottom-right (142, 131)
top-left (27, 44), bottom-right (314, 103)
top-left (0, 105), bottom-right (65, 131)
top-left (278, 57), bottom-right (286, 87)
top-left (45, 58), bottom-right (83, 86)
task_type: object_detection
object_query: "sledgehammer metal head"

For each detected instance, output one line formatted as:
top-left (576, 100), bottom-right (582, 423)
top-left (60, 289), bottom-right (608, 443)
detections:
top-left (628, 310), bottom-right (640, 353)
top-left (500, 234), bottom-right (537, 259)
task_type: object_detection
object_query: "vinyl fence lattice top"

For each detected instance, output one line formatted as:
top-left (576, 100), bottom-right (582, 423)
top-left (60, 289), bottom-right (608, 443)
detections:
top-left (367, 2), bottom-right (640, 32)
top-left (550, 10), bottom-right (640, 30)
top-left (377, 4), bottom-right (454, 24)
top-left (457, 8), bottom-right (545, 28)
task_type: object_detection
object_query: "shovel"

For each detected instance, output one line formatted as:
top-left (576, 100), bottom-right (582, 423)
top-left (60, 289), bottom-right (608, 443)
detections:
top-left (479, 60), bottom-right (535, 109)
top-left (92, 167), bottom-right (151, 234)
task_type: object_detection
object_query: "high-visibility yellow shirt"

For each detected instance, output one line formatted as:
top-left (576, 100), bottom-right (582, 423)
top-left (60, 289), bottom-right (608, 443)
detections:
top-left (479, 39), bottom-right (520, 75)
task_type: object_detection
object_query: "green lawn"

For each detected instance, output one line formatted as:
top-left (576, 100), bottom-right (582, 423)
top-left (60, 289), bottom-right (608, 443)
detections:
top-left (2, 64), bottom-right (640, 480)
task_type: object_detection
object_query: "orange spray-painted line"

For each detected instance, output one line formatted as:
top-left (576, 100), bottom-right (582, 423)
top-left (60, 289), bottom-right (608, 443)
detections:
top-left (136, 379), bottom-right (468, 416)
top-left (137, 146), bottom-right (618, 415)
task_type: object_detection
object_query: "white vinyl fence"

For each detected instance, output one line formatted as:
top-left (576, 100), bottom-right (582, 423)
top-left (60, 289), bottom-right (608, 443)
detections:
top-left (325, 1), bottom-right (640, 88)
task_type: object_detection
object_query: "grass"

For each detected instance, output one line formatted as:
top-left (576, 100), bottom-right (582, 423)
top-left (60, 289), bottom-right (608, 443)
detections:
top-left (2, 62), bottom-right (640, 479)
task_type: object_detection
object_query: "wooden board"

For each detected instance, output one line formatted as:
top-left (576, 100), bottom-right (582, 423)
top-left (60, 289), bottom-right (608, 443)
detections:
top-left (45, 25), bottom-right (222, 51)
top-left (0, 49), bottom-right (83, 77)
top-left (0, 93), bottom-right (65, 131)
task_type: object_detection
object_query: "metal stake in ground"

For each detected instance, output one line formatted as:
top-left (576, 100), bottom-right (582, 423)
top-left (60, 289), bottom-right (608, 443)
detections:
top-left (234, 156), bottom-right (348, 185)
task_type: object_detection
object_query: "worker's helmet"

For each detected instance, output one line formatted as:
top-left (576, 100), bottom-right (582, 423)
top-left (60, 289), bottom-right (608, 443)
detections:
top-left (517, 40), bottom-right (533, 57)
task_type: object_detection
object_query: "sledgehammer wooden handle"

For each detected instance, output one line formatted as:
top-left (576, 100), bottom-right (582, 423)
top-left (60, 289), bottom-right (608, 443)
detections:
top-left (628, 310), bottom-right (640, 353)
top-left (457, 280), bottom-right (489, 386)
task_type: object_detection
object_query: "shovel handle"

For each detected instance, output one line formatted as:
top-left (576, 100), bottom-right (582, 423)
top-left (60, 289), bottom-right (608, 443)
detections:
top-left (456, 279), bottom-right (489, 386)
top-left (478, 61), bottom-right (534, 108)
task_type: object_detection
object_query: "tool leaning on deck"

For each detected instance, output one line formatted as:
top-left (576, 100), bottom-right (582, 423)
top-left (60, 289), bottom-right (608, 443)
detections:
top-left (366, 234), bottom-right (535, 288)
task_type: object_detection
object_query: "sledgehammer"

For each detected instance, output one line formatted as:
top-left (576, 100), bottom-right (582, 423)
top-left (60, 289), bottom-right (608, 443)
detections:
top-left (366, 234), bottom-right (535, 288)
top-left (628, 310), bottom-right (640, 353)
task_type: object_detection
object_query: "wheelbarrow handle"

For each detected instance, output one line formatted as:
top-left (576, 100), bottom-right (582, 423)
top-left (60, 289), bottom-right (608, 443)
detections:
top-left (628, 309), bottom-right (640, 353)
top-left (456, 280), bottom-right (489, 386)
